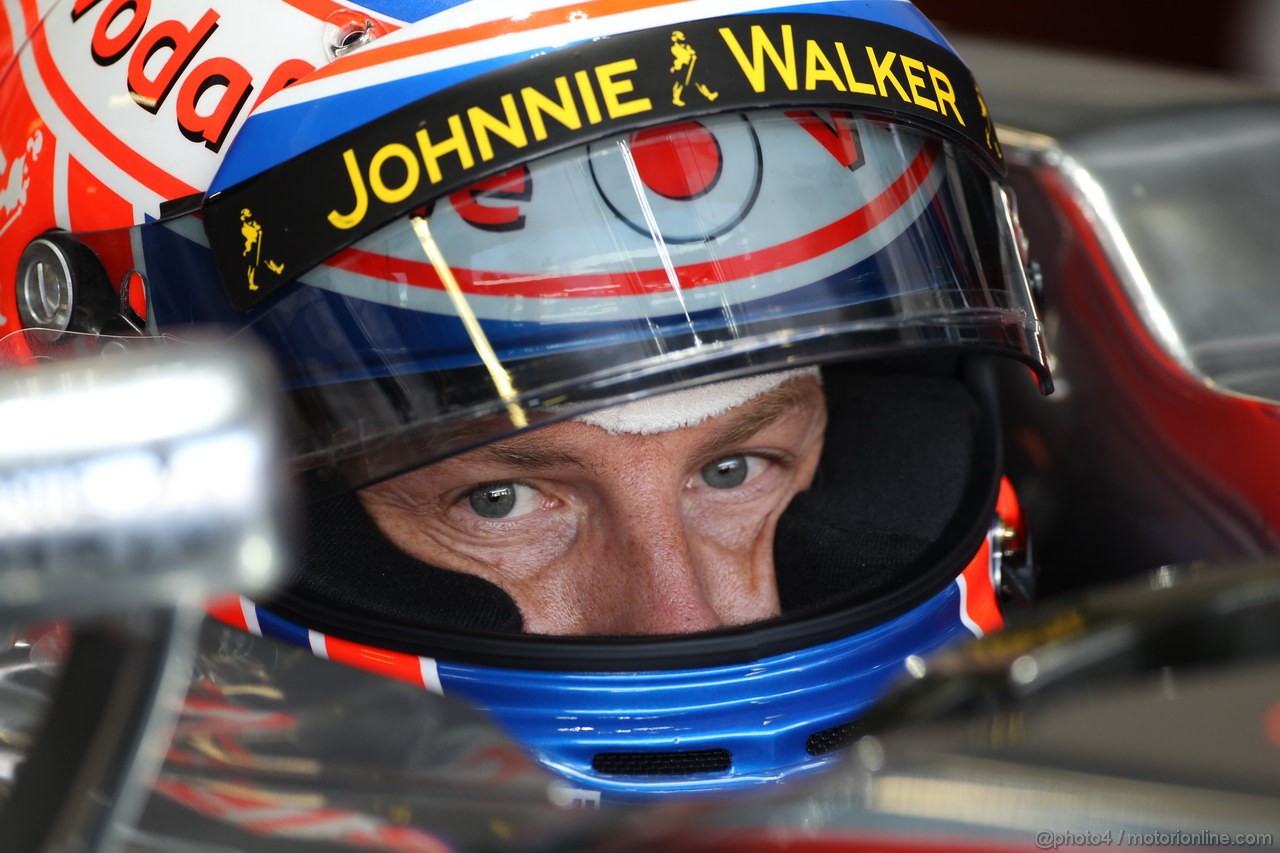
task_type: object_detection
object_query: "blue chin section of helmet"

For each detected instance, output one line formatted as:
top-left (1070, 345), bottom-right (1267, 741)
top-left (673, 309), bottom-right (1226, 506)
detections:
top-left (432, 579), bottom-right (976, 800)
top-left (244, 578), bottom-right (979, 800)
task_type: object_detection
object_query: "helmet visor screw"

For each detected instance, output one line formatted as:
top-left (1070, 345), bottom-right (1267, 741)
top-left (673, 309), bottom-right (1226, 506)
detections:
top-left (17, 238), bottom-right (75, 334)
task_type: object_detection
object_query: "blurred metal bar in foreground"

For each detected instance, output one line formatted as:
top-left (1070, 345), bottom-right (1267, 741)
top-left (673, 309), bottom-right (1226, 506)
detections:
top-left (0, 338), bottom-right (287, 625)
top-left (0, 338), bottom-right (289, 853)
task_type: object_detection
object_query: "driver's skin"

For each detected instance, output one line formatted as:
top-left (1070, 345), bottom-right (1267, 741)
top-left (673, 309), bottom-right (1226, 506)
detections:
top-left (359, 372), bottom-right (826, 636)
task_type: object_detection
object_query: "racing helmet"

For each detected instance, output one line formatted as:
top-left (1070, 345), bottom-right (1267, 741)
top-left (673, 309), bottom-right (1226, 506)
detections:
top-left (0, 0), bottom-right (1049, 800)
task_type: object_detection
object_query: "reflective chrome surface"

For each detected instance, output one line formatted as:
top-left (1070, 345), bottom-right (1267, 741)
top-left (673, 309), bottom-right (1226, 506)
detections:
top-left (958, 39), bottom-right (1280, 593)
top-left (125, 619), bottom-right (599, 852)
top-left (0, 338), bottom-right (291, 851)
top-left (964, 37), bottom-right (1280, 403)
top-left (0, 338), bottom-right (287, 626)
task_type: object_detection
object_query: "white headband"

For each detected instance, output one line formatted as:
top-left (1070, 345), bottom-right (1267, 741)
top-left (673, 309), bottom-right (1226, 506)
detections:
top-left (574, 368), bottom-right (820, 435)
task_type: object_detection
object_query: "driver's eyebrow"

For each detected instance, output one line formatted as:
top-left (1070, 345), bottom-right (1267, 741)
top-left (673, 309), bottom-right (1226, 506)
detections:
top-left (473, 440), bottom-right (585, 470)
top-left (691, 378), bottom-right (821, 459)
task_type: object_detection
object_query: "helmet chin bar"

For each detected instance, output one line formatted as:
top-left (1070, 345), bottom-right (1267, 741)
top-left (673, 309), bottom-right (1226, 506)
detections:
top-left (15, 233), bottom-right (151, 343)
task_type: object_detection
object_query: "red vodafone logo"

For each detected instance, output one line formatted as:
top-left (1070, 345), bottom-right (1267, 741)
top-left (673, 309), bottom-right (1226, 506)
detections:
top-left (69, 0), bottom-right (314, 153)
top-left (589, 116), bottom-right (761, 244)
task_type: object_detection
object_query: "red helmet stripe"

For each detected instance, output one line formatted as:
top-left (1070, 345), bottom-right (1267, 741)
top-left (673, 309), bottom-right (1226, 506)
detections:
top-left (206, 595), bottom-right (250, 632)
top-left (301, 0), bottom-right (696, 86)
top-left (958, 540), bottom-right (1003, 636)
top-left (326, 142), bottom-right (937, 300)
top-left (324, 632), bottom-right (431, 688)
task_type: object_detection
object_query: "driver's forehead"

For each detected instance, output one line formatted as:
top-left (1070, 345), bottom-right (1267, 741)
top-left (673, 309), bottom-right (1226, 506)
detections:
top-left (485, 377), bottom-right (822, 462)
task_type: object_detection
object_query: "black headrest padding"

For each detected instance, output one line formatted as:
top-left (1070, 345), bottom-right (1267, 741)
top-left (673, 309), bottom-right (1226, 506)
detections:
top-left (284, 488), bottom-right (524, 632)
top-left (774, 364), bottom-right (985, 612)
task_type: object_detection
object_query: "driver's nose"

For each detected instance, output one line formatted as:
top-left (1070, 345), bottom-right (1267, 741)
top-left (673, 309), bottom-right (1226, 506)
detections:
top-left (582, 492), bottom-right (724, 636)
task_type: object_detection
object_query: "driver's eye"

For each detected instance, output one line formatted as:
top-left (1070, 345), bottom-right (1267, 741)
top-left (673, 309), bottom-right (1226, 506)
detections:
top-left (467, 483), bottom-right (539, 518)
top-left (699, 454), bottom-right (755, 489)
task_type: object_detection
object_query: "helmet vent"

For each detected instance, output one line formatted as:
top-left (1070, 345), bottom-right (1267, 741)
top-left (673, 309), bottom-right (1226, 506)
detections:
top-left (591, 749), bottom-right (731, 777)
top-left (806, 720), bottom-right (867, 756)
